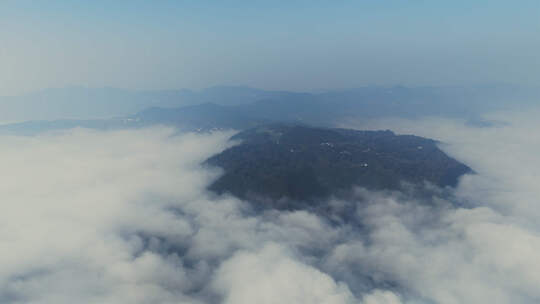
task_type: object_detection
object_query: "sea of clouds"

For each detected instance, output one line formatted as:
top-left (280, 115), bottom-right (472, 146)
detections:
top-left (1, 108), bottom-right (539, 303)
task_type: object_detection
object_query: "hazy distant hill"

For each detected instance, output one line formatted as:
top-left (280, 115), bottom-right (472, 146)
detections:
top-left (2, 84), bottom-right (538, 122)
top-left (1, 84), bottom-right (538, 134)
top-left (206, 125), bottom-right (472, 211)
top-left (0, 85), bottom-right (287, 122)
top-left (129, 84), bottom-right (538, 130)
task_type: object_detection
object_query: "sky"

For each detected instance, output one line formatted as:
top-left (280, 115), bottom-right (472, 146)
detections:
top-left (1, 1), bottom-right (539, 95)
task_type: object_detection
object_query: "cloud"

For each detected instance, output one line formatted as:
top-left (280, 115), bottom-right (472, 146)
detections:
top-left (0, 127), bottom-right (234, 303)
top-left (333, 108), bottom-right (540, 303)
top-left (341, 109), bottom-right (540, 220)
top-left (361, 290), bottom-right (402, 304)
top-left (213, 243), bottom-right (356, 304)
top-left (2, 108), bottom-right (540, 303)
top-left (0, 127), bottom-right (354, 303)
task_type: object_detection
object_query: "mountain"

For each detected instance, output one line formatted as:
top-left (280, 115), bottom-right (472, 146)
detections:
top-left (2, 84), bottom-right (538, 135)
top-left (206, 125), bottom-right (472, 211)
top-left (0, 86), bottom-right (284, 122)
top-left (130, 84), bottom-right (539, 129)
top-left (2, 84), bottom-right (538, 122)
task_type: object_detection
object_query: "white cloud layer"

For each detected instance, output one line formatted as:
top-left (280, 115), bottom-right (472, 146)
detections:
top-left (0, 128), bottom-right (359, 304)
top-left (1, 109), bottom-right (540, 303)
top-left (213, 243), bottom-right (356, 304)
top-left (0, 128), bottom-right (233, 303)
top-left (338, 108), bottom-right (540, 303)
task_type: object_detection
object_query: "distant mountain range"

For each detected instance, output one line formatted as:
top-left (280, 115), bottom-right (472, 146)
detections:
top-left (1, 84), bottom-right (538, 134)
top-left (0, 85), bottom-right (297, 122)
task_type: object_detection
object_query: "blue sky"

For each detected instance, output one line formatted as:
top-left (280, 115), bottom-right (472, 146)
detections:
top-left (1, 1), bottom-right (539, 94)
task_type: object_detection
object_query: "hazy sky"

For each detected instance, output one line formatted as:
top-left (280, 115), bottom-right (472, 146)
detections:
top-left (1, 0), bottom-right (539, 95)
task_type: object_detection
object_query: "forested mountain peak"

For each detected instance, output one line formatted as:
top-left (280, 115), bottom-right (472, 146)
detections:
top-left (206, 125), bottom-right (472, 210)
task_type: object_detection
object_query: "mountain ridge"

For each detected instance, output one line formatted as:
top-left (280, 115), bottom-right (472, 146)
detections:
top-left (2, 84), bottom-right (537, 135)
